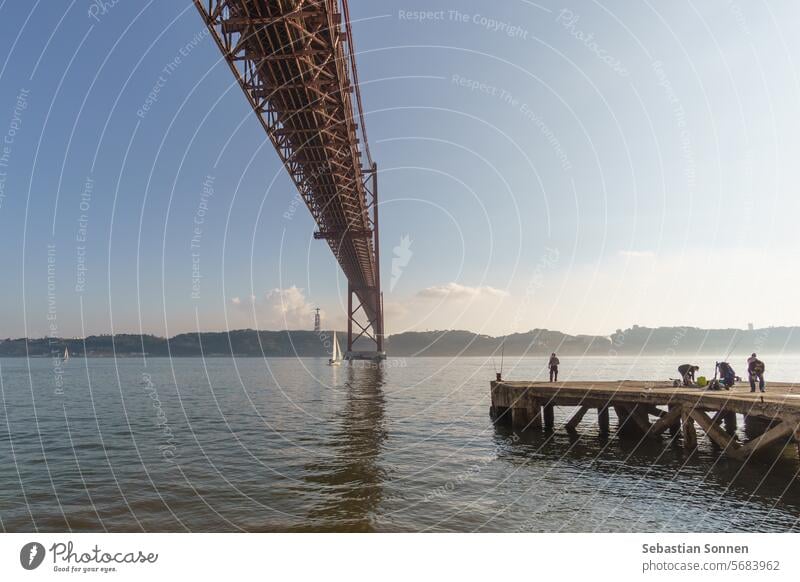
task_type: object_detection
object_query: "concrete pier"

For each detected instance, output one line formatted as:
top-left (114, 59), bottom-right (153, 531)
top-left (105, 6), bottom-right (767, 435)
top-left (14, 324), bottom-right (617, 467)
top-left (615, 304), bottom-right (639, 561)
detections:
top-left (490, 380), bottom-right (800, 461)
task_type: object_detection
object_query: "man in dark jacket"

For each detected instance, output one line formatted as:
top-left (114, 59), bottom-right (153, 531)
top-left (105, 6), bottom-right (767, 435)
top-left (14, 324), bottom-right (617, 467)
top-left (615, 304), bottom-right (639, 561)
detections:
top-left (747, 353), bottom-right (766, 393)
top-left (548, 353), bottom-right (560, 382)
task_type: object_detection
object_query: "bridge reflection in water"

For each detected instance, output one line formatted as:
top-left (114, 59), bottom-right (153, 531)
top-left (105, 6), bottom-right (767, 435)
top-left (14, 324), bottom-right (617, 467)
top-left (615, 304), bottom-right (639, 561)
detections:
top-left (296, 364), bottom-right (387, 531)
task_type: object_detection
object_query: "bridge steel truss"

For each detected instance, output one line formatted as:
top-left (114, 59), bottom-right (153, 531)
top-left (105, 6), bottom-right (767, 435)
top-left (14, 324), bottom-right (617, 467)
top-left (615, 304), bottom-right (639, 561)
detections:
top-left (194, 0), bottom-right (384, 356)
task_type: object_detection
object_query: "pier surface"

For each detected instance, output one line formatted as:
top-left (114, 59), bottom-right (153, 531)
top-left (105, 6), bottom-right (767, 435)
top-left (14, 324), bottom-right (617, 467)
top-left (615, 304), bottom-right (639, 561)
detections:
top-left (490, 380), bottom-right (800, 460)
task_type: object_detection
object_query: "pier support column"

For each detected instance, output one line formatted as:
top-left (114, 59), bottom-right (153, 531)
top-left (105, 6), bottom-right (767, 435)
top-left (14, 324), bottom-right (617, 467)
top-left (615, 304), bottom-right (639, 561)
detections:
top-left (614, 406), bottom-right (631, 437)
top-left (795, 428), bottom-right (800, 461)
top-left (565, 406), bottom-right (590, 433)
top-left (492, 406), bottom-right (512, 427)
top-left (598, 405), bottom-right (610, 435)
top-left (651, 405), bottom-right (682, 437)
top-left (739, 421), bottom-right (793, 456)
top-left (630, 406), bottom-right (654, 436)
top-left (667, 404), bottom-right (681, 437)
top-left (681, 408), bottom-right (697, 449)
top-left (530, 400), bottom-right (543, 430)
top-left (723, 411), bottom-right (738, 436)
top-left (688, 409), bottom-right (742, 458)
top-left (744, 414), bottom-right (773, 439)
top-left (512, 406), bottom-right (531, 431)
top-left (543, 402), bottom-right (555, 431)
top-left (614, 405), bottom-right (649, 438)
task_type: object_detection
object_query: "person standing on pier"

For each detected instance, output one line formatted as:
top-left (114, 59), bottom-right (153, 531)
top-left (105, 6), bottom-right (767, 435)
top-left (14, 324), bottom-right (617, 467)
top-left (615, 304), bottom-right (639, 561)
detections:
top-left (678, 363), bottom-right (700, 386)
top-left (548, 353), bottom-right (560, 382)
top-left (747, 353), bottom-right (766, 393)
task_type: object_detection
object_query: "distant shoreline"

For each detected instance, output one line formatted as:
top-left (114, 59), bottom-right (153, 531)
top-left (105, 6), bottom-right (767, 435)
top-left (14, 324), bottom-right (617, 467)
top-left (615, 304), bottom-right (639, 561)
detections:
top-left (2, 326), bottom-right (798, 358)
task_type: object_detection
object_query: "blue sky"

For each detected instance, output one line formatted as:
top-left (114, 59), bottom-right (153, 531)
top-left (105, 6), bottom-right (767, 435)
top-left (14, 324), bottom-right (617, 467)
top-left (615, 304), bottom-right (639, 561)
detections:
top-left (1, 0), bottom-right (799, 338)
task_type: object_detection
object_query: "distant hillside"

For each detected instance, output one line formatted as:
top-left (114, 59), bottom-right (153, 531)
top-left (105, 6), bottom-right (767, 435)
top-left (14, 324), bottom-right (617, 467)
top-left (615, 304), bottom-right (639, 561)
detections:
top-left (384, 329), bottom-right (609, 356)
top-left (0, 328), bottom-right (608, 358)
top-left (609, 326), bottom-right (800, 355)
top-left (1, 326), bottom-right (797, 357)
top-left (0, 330), bottom-right (341, 358)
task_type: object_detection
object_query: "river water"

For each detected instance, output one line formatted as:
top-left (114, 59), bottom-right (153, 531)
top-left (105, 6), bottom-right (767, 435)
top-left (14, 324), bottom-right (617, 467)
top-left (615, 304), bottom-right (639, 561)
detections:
top-left (1, 355), bottom-right (798, 532)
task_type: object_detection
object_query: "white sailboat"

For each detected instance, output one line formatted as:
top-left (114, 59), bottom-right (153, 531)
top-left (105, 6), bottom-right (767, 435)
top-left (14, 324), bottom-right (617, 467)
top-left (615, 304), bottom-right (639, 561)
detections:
top-left (63, 346), bottom-right (70, 363)
top-left (328, 331), bottom-right (342, 366)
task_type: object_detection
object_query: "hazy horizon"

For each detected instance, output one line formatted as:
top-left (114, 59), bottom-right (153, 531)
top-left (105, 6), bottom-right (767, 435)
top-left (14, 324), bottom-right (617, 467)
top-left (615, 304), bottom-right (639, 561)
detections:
top-left (5, 322), bottom-right (800, 342)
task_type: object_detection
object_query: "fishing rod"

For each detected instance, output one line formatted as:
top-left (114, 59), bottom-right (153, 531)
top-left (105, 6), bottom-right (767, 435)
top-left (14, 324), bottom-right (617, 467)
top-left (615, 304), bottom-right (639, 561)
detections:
top-left (715, 331), bottom-right (744, 374)
top-left (722, 330), bottom-right (744, 362)
top-left (710, 331), bottom-right (745, 389)
top-left (500, 338), bottom-right (505, 378)
top-left (492, 336), bottom-right (506, 381)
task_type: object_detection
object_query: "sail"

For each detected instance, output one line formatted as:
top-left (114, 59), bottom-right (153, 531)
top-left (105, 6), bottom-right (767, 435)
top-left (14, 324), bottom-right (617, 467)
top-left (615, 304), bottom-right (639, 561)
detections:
top-left (332, 332), bottom-right (341, 361)
top-left (64, 347), bottom-right (70, 361)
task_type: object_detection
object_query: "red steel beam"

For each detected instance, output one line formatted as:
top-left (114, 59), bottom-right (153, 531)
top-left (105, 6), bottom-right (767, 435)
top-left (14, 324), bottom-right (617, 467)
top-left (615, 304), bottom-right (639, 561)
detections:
top-left (194, 0), bottom-right (383, 346)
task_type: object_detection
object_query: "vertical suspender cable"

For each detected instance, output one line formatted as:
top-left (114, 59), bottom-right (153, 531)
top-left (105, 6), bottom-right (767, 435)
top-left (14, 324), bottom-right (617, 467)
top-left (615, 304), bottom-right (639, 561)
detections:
top-left (340, 0), bottom-right (373, 168)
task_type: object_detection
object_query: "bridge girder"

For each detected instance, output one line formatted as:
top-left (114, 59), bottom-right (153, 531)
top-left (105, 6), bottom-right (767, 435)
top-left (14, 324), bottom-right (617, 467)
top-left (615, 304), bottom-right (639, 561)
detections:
top-left (195, 0), bottom-right (384, 352)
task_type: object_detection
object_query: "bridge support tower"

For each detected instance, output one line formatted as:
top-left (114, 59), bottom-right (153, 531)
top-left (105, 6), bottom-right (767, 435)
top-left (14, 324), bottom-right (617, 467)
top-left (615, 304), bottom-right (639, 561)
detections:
top-left (345, 163), bottom-right (386, 362)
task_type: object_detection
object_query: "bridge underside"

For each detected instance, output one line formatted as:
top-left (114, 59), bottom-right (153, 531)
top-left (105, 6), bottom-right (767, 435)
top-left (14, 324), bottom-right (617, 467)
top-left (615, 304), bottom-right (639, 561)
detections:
top-left (195, 0), bottom-right (384, 354)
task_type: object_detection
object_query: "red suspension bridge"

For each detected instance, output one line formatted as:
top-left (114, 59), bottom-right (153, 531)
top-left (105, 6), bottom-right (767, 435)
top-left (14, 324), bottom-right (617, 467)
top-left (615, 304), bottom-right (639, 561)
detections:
top-left (194, 0), bottom-right (385, 359)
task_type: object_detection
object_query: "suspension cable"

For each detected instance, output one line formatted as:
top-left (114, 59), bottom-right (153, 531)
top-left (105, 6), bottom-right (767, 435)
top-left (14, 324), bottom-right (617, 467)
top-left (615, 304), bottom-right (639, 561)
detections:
top-left (341, 0), bottom-right (373, 168)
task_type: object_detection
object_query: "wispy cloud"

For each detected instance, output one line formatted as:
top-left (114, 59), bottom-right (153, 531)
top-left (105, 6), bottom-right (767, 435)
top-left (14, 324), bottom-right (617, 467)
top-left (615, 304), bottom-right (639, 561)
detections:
top-left (229, 286), bottom-right (317, 329)
top-left (417, 282), bottom-right (510, 300)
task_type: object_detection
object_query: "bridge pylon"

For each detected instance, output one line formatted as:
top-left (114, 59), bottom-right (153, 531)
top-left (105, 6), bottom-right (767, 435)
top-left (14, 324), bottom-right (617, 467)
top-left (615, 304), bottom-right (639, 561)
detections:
top-left (345, 163), bottom-right (386, 362)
